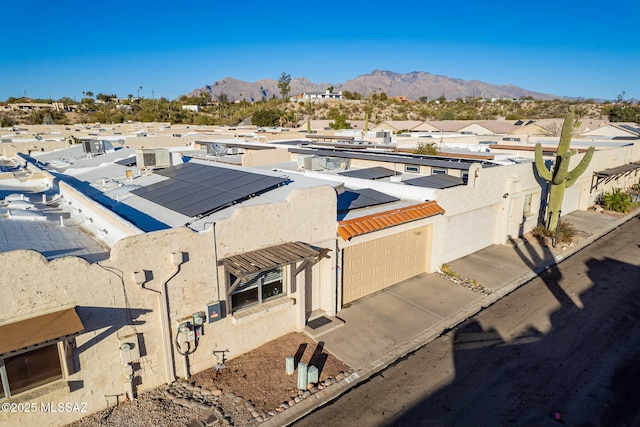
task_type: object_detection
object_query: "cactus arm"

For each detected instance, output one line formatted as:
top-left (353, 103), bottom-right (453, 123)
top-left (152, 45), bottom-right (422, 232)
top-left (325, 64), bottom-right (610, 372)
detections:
top-left (557, 105), bottom-right (576, 154)
top-left (566, 146), bottom-right (595, 188)
top-left (534, 143), bottom-right (553, 181)
top-left (537, 106), bottom-right (591, 233)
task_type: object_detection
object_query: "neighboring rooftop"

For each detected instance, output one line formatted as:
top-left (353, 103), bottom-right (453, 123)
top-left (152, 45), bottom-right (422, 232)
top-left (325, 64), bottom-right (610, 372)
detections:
top-left (0, 185), bottom-right (110, 261)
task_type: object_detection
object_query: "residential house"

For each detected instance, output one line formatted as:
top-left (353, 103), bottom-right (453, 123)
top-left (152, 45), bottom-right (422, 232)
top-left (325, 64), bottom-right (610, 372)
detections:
top-left (1, 124), bottom-right (639, 425)
top-left (0, 142), bottom-right (338, 425)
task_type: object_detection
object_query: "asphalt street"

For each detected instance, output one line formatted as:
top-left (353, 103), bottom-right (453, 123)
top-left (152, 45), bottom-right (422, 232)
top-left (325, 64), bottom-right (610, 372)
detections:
top-left (295, 216), bottom-right (640, 427)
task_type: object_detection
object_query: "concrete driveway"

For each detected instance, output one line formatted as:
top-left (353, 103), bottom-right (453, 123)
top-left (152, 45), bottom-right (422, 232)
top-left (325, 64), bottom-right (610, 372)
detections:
top-left (318, 274), bottom-right (481, 369)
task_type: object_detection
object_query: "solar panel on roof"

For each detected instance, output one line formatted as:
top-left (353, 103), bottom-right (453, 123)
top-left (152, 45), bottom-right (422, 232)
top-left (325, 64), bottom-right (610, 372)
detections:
top-left (337, 188), bottom-right (400, 213)
top-left (131, 163), bottom-right (287, 217)
top-left (230, 177), bottom-right (286, 196)
top-left (620, 124), bottom-right (640, 134)
top-left (338, 166), bottom-right (398, 180)
top-left (403, 174), bottom-right (464, 189)
top-left (170, 191), bottom-right (240, 217)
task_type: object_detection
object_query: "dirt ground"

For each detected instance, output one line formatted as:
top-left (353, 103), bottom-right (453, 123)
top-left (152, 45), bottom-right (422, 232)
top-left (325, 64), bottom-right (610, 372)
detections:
top-left (68, 332), bottom-right (351, 426)
top-left (190, 332), bottom-right (351, 411)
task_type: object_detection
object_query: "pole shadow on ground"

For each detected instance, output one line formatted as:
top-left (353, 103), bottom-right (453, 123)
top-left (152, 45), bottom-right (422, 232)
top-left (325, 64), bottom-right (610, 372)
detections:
top-left (387, 227), bottom-right (640, 426)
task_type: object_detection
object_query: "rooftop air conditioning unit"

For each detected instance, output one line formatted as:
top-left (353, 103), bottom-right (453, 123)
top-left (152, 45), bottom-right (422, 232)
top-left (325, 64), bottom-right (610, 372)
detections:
top-left (136, 148), bottom-right (172, 169)
top-left (325, 157), bottom-right (350, 171)
top-left (82, 139), bottom-right (105, 155)
top-left (303, 156), bottom-right (325, 171)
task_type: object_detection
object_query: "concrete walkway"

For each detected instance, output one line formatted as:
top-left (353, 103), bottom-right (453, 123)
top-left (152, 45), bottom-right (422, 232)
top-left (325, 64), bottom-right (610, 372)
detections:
top-left (317, 274), bottom-right (481, 369)
top-left (267, 209), bottom-right (639, 426)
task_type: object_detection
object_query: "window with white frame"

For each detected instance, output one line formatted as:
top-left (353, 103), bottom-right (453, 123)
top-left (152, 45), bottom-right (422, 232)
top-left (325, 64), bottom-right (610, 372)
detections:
top-left (404, 165), bottom-right (419, 173)
top-left (431, 168), bottom-right (447, 175)
top-left (1, 342), bottom-right (67, 398)
top-left (229, 267), bottom-right (286, 313)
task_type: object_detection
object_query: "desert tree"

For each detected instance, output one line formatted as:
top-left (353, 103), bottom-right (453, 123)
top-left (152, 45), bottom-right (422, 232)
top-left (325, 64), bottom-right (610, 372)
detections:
top-left (278, 72), bottom-right (292, 99)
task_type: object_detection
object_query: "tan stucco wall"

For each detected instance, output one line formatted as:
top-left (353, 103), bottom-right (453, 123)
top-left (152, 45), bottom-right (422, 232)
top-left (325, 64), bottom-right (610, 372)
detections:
top-left (1, 140), bottom-right (70, 157)
top-left (241, 147), bottom-right (290, 167)
top-left (214, 186), bottom-right (336, 257)
top-left (431, 142), bottom-right (640, 266)
top-left (0, 182), bottom-right (339, 425)
top-left (124, 136), bottom-right (193, 149)
top-left (0, 226), bottom-right (216, 425)
top-left (214, 185), bottom-right (338, 321)
top-left (432, 162), bottom-right (542, 265)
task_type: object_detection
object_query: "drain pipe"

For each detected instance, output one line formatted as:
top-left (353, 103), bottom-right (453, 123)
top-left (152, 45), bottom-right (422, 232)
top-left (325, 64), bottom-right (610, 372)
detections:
top-left (204, 222), bottom-right (221, 306)
top-left (161, 252), bottom-right (184, 383)
top-left (335, 240), bottom-right (341, 316)
top-left (136, 252), bottom-right (184, 384)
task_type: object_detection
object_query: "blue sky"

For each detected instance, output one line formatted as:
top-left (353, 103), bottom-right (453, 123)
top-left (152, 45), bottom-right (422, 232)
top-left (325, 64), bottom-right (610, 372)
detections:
top-left (1, 0), bottom-right (638, 101)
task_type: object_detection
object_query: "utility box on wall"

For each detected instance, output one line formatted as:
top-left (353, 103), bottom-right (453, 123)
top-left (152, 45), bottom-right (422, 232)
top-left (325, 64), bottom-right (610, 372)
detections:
top-left (118, 334), bottom-right (140, 365)
top-left (206, 301), bottom-right (223, 323)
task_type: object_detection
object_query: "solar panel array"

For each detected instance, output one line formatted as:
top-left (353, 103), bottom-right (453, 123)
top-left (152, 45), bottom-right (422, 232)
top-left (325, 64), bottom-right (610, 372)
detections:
top-left (403, 174), bottom-right (464, 189)
top-left (620, 124), bottom-right (640, 134)
top-left (338, 166), bottom-right (398, 180)
top-left (131, 162), bottom-right (287, 217)
top-left (337, 188), bottom-right (400, 213)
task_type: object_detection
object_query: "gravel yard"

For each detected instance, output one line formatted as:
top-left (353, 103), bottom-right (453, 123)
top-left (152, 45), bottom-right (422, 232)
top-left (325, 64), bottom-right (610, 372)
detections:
top-left (67, 332), bottom-right (351, 427)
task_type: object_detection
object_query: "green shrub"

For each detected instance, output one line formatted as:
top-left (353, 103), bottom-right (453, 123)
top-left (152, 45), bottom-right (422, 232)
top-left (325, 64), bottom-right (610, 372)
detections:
top-left (414, 141), bottom-right (439, 155)
top-left (601, 188), bottom-right (632, 213)
top-left (531, 221), bottom-right (576, 245)
top-left (252, 109), bottom-right (280, 127)
top-left (440, 264), bottom-right (460, 279)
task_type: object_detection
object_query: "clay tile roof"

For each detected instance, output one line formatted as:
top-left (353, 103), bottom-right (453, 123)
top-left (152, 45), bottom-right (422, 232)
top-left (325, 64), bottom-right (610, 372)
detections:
top-left (337, 201), bottom-right (445, 241)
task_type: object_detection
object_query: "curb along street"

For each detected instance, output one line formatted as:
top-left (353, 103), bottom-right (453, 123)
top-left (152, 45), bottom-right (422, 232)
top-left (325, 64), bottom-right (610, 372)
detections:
top-left (265, 210), bottom-right (640, 427)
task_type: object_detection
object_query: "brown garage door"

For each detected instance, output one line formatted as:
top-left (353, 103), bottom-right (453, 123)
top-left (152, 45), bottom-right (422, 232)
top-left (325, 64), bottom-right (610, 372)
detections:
top-left (342, 225), bottom-right (429, 305)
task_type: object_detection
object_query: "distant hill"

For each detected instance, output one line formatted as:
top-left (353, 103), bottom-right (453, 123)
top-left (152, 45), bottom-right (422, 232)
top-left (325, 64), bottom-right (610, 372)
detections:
top-left (186, 70), bottom-right (560, 102)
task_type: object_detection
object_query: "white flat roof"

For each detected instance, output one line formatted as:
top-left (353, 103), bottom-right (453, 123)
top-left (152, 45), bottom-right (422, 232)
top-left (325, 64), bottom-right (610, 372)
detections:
top-left (0, 186), bottom-right (110, 261)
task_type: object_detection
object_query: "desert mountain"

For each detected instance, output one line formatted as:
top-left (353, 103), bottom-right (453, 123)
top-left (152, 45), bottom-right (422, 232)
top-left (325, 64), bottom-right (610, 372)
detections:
top-left (186, 70), bottom-right (558, 102)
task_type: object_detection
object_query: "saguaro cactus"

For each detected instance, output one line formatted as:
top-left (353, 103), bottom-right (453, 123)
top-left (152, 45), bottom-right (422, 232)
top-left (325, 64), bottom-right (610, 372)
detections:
top-left (534, 106), bottom-right (594, 232)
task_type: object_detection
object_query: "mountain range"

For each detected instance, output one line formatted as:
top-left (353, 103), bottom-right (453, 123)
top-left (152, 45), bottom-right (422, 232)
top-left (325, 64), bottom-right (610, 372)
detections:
top-left (186, 70), bottom-right (559, 102)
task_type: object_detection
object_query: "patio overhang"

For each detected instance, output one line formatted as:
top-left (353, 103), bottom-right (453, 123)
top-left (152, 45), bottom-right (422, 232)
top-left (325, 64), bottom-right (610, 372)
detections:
top-left (590, 162), bottom-right (640, 192)
top-left (0, 307), bottom-right (84, 356)
top-left (219, 241), bottom-right (325, 278)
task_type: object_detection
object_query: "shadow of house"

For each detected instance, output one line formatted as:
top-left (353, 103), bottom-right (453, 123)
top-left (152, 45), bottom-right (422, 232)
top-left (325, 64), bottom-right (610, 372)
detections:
top-left (47, 171), bottom-right (170, 232)
top-left (75, 306), bottom-right (151, 358)
top-left (388, 253), bottom-right (640, 427)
